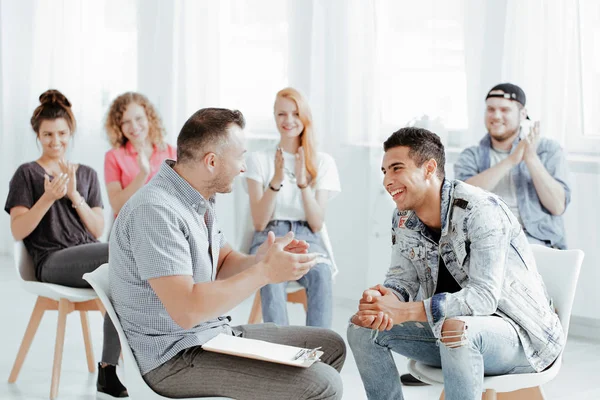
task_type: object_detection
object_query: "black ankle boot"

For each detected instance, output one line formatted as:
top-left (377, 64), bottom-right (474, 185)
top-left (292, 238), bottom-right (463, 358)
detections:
top-left (97, 363), bottom-right (128, 398)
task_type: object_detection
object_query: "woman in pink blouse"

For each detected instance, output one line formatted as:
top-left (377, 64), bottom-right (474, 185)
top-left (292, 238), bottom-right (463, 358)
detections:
top-left (104, 92), bottom-right (176, 214)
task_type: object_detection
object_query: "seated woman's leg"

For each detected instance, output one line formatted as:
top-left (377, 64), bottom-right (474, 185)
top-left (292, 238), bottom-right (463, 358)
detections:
top-left (297, 262), bottom-right (333, 328)
top-left (37, 243), bottom-right (126, 396)
top-left (260, 283), bottom-right (289, 325)
top-left (249, 222), bottom-right (291, 325)
top-left (39, 242), bottom-right (109, 288)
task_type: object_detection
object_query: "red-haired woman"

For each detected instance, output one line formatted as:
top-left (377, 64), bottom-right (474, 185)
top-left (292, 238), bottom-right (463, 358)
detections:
top-left (245, 88), bottom-right (341, 328)
top-left (104, 92), bottom-right (175, 215)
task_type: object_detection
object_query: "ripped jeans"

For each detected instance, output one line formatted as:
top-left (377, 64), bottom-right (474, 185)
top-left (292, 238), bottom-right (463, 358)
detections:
top-left (347, 316), bottom-right (535, 400)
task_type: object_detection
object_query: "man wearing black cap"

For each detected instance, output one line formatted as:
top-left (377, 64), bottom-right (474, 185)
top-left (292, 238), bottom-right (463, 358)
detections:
top-left (454, 83), bottom-right (570, 249)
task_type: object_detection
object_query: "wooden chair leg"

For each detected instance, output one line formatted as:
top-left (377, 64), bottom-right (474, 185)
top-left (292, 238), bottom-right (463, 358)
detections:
top-left (496, 386), bottom-right (544, 400)
top-left (50, 299), bottom-right (70, 400)
top-left (80, 311), bottom-right (96, 373)
top-left (483, 389), bottom-right (498, 400)
top-left (8, 296), bottom-right (46, 383)
top-left (95, 298), bottom-right (106, 317)
top-left (441, 389), bottom-right (506, 400)
top-left (248, 292), bottom-right (263, 324)
top-left (287, 289), bottom-right (308, 312)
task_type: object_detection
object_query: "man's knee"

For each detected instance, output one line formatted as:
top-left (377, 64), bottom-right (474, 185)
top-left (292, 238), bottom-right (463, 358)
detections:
top-left (440, 318), bottom-right (467, 348)
top-left (347, 323), bottom-right (378, 353)
top-left (302, 364), bottom-right (343, 400)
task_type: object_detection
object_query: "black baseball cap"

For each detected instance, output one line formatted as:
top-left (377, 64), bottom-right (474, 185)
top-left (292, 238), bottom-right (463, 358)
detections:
top-left (485, 83), bottom-right (526, 107)
top-left (485, 83), bottom-right (529, 119)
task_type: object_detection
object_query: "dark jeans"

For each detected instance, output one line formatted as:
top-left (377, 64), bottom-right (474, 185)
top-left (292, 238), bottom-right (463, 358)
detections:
top-left (39, 242), bottom-right (121, 365)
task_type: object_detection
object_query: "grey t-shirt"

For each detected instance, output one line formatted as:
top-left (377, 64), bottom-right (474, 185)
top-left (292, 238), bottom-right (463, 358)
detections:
top-left (5, 162), bottom-right (103, 278)
top-left (489, 148), bottom-right (523, 225)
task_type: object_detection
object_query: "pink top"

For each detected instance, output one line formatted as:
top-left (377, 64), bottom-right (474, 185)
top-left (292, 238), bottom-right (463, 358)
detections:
top-left (104, 141), bottom-right (177, 188)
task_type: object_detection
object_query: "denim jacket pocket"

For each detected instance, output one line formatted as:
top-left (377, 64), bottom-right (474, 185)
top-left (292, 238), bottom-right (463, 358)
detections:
top-left (506, 280), bottom-right (553, 342)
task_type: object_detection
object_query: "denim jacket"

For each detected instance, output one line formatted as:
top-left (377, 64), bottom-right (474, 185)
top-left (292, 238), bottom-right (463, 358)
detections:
top-left (384, 179), bottom-right (564, 372)
top-left (454, 134), bottom-right (570, 249)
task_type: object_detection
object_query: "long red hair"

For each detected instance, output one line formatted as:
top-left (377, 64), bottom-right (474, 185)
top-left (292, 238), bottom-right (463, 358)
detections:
top-left (275, 88), bottom-right (318, 183)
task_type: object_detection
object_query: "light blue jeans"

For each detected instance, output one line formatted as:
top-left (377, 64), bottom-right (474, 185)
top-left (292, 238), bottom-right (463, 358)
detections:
top-left (249, 220), bottom-right (333, 328)
top-left (347, 316), bottom-right (536, 400)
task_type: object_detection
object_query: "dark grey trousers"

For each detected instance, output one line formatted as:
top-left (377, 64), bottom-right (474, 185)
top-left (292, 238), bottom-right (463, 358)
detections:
top-left (39, 242), bottom-right (121, 365)
top-left (144, 323), bottom-right (346, 400)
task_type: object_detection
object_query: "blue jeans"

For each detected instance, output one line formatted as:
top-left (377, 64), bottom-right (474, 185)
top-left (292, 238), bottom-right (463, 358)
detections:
top-left (347, 316), bottom-right (536, 400)
top-left (249, 220), bottom-right (333, 328)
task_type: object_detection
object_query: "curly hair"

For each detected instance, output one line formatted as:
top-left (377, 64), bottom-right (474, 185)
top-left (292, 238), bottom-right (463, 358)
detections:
top-left (31, 89), bottom-right (76, 134)
top-left (104, 92), bottom-right (167, 149)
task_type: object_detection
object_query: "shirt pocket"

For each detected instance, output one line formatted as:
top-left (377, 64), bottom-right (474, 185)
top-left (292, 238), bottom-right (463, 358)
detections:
top-left (506, 280), bottom-right (555, 342)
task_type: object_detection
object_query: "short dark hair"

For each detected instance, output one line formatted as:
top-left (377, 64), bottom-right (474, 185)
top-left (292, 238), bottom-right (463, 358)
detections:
top-left (383, 127), bottom-right (445, 178)
top-left (176, 108), bottom-right (245, 164)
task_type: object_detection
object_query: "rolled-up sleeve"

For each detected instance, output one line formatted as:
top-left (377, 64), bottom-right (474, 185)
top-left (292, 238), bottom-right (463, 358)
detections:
top-left (423, 201), bottom-right (512, 337)
top-left (543, 143), bottom-right (571, 213)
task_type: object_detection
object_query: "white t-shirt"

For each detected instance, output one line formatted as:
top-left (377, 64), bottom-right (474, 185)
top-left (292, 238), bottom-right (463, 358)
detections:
top-left (489, 148), bottom-right (523, 226)
top-left (245, 147), bottom-right (341, 222)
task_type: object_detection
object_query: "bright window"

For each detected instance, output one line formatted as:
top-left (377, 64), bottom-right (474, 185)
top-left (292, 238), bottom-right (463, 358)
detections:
top-left (375, 0), bottom-right (468, 137)
top-left (219, 0), bottom-right (289, 136)
top-left (30, 0), bottom-right (137, 136)
top-left (579, 0), bottom-right (600, 138)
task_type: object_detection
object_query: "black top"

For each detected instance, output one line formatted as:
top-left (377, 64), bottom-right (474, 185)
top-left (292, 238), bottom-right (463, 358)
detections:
top-left (429, 228), bottom-right (462, 295)
top-left (5, 162), bottom-right (103, 278)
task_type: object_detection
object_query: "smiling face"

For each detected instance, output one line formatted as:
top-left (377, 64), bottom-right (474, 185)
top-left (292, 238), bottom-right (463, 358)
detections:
top-left (120, 102), bottom-right (149, 146)
top-left (37, 118), bottom-right (72, 159)
top-left (211, 124), bottom-right (247, 194)
top-left (381, 146), bottom-right (436, 211)
top-left (274, 96), bottom-right (304, 139)
top-left (485, 94), bottom-right (526, 143)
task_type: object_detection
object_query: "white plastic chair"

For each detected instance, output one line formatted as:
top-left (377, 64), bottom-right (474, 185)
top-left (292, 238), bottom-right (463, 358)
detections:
top-left (83, 264), bottom-right (232, 400)
top-left (8, 241), bottom-right (105, 400)
top-left (407, 244), bottom-right (584, 400)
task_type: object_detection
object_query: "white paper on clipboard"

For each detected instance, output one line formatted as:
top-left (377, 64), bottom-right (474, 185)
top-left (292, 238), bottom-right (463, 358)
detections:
top-left (202, 333), bottom-right (323, 368)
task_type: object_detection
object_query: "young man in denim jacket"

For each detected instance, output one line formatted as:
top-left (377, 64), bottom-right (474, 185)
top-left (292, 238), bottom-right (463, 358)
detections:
top-left (347, 127), bottom-right (564, 400)
top-left (454, 83), bottom-right (570, 249)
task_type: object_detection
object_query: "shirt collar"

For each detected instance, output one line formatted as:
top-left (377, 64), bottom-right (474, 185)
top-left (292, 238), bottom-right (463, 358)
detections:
top-left (125, 140), bottom-right (158, 156)
top-left (480, 129), bottom-right (522, 152)
top-left (157, 160), bottom-right (214, 214)
top-left (125, 140), bottom-right (137, 156)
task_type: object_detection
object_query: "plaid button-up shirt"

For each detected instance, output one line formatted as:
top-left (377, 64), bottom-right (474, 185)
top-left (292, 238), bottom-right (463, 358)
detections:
top-left (109, 160), bottom-right (232, 375)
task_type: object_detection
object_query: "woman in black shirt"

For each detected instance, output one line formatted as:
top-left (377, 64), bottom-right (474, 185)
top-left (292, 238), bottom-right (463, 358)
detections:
top-left (5, 90), bottom-right (127, 398)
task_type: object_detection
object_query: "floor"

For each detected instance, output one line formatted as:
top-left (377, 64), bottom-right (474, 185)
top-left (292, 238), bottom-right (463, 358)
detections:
top-left (1, 256), bottom-right (599, 400)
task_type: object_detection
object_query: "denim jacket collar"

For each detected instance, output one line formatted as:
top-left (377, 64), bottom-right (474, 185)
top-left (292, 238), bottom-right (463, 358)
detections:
top-left (478, 131), bottom-right (522, 170)
top-left (401, 179), bottom-right (453, 239)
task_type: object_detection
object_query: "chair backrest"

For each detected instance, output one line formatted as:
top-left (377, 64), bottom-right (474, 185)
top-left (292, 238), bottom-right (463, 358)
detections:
top-left (14, 241), bottom-right (37, 282)
top-left (530, 244), bottom-right (584, 337)
top-left (84, 265), bottom-right (232, 400)
top-left (83, 264), bottom-right (164, 399)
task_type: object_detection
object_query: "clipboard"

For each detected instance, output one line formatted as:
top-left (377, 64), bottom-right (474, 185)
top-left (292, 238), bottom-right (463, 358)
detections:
top-left (202, 333), bottom-right (323, 368)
